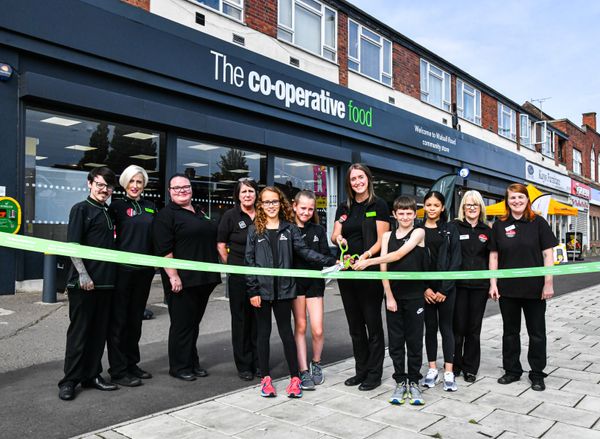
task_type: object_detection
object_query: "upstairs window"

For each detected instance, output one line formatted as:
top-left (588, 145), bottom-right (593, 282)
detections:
top-left (456, 79), bottom-right (481, 125)
top-left (591, 148), bottom-right (596, 181)
top-left (193, 0), bottom-right (243, 21)
top-left (498, 103), bottom-right (516, 141)
top-left (278, 0), bottom-right (337, 61)
top-left (519, 114), bottom-right (532, 148)
top-left (541, 129), bottom-right (554, 158)
top-left (348, 19), bottom-right (392, 86)
top-left (573, 148), bottom-right (582, 175)
top-left (420, 59), bottom-right (451, 111)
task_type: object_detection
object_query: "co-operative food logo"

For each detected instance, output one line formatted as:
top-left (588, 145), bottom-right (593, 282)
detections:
top-left (211, 50), bottom-right (373, 128)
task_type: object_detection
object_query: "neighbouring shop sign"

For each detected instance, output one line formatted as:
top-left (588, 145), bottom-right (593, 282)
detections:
top-left (569, 196), bottom-right (590, 210)
top-left (571, 180), bottom-right (591, 200)
top-left (525, 162), bottom-right (570, 193)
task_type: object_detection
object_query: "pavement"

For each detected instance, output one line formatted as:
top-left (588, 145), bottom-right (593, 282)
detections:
top-left (74, 285), bottom-right (600, 439)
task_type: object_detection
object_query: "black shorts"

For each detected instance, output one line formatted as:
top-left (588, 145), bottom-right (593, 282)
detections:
top-left (295, 277), bottom-right (325, 298)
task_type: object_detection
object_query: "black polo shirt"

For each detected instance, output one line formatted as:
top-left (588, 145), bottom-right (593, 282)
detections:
top-left (152, 202), bottom-right (221, 288)
top-left (216, 205), bottom-right (254, 266)
top-left (489, 215), bottom-right (558, 299)
top-left (335, 197), bottom-right (388, 255)
top-left (453, 219), bottom-right (491, 290)
top-left (109, 197), bottom-right (156, 269)
top-left (67, 197), bottom-right (116, 289)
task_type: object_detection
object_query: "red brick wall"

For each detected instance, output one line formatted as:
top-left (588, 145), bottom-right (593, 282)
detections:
top-left (121, 0), bottom-right (149, 11)
top-left (583, 112), bottom-right (597, 131)
top-left (337, 11), bottom-right (348, 86)
top-left (245, 0), bottom-right (277, 38)
top-left (392, 43), bottom-right (419, 99)
top-left (481, 93), bottom-right (497, 135)
top-left (551, 120), bottom-right (600, 181)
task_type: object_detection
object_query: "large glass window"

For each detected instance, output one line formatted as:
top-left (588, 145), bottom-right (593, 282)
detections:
top-left (573, 148), bottom-right (582, 175)
top-left (277, 0), bottom-right (337, 61)
top-left (24, 108), bottom-right (164, 240)
top-left (176, 139), bottom-right (266, 222)
top-left (348, 19), bottom-right (392, 86)
top-left (456, 79), bottom-right (481, 125)
top-left (273, 157), bottom-right (336, 239)
top-left (420, 59), bottom-right (451, 111)
top-left (497, 103), bottom-right (517, 141)
top-left (192, 0), bottom-right (243, 21)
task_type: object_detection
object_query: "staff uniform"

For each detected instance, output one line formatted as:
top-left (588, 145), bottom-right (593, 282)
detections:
top-left (386, 228), bottom-right (426, 384)
top-left (107, 196), bottom-right (156, 380)
top-left (216, 205), bottom-right (257, 375)
top-left (489, 215), bottom-right (557, 379)
top-left (452, 219), bottom-right (491, 376)
top-left (423, 221), bottom-right (461, 365)
top-left (335, 197), bottom-right (388, 385)
top-left (153, 202), bottom-right (221, 376)
top-left (59, 197), bottom-right (116, 388)
top-left (294, 222), bottom-right (332, 298)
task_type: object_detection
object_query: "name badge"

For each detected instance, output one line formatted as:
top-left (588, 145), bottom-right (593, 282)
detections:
top-left (459, 234), bottom-right (470, 240)
top-left (238, 221), bottom-right (247, 229)
top-left (365, 211), bottom-right (376, 218)
top-left (505, 229), bottom-right (516, 238)
top-left (505, 225), bottom-right (516, 231)
top-left (144, 207), bottom-right (155, 214)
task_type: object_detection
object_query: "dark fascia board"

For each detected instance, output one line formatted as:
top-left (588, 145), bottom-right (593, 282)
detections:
top-left (330, 0), bottom-right (523, 110)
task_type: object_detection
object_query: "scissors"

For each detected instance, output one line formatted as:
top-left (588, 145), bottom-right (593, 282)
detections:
top-left (339, 241), bottom-right (360, 269)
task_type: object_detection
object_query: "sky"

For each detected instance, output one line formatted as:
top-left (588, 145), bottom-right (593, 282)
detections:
top-left (350, 0), bottom-right (600, 125)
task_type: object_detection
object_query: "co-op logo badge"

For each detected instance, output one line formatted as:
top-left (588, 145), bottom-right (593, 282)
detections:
top-left (211, 50), bottom-right (373, 128)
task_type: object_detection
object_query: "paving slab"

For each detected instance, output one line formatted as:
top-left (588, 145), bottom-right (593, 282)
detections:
top-left (530, 402), bottom-right (600, 428)
top-left (172, 401), bottom-right (266, 435)
top-left (543, 421), bottom-right (600, 439)
top-left (474, 392), bottom-right (540, 414)
top-left (317, 393), bottom-right (389, 417)
top-left (235, 419), bottom-right (323, 439)
top-left (520, 386), bottom-right (585, 408)
top-left (420, 416), bottom-right (504, 439)
top-left (258, 398), bottom-right (333, 426)
top-left (422, 397), bottom-right (493, 422)
top-left (478, 409), bottom-right (554, 437)
top-left (306, 412), bottom-right (385, 439)
top-left (115, 414), bottom-right (218, 439)
top-left (576, 395), bottom-right (600, 413)
top-left (366, 406), bottom-right (442, 432)
top-left (550, 367), bottom-right (600, 383)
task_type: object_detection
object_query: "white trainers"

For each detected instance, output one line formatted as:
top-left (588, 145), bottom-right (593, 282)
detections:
top-left (421, 368), bottom-right (439, 388)
top-left (443, 371), bottom-right (457, 392)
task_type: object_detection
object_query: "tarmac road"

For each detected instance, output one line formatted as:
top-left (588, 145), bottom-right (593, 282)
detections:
top-left (0, 259), bottom-right (598, 439)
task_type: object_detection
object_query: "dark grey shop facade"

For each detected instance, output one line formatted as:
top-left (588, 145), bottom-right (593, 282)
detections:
top-left (0, 0), bottom-right (524, 294)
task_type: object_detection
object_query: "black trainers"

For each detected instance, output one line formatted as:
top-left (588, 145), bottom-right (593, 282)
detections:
top-left (463, 372), bottom-right (477, 383)
top-left (530, 377), bottom-right (545, 391)
top-left (497, 374), bottom-right (520, 385)
top-left (111, 375), bottom-right (142, 387)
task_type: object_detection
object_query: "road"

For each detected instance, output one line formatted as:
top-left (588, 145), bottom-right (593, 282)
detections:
top-left (0, 259), bottom-right (598, 439)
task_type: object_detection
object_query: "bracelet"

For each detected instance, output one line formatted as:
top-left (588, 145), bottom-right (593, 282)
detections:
top-left (366, 250), bottom-right (372, 258)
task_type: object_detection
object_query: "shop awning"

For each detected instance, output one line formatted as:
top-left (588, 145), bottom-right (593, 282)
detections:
top-left (485, 184), bottom-right (578, 217)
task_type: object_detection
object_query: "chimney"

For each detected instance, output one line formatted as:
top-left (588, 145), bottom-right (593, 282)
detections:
top-left (582, 112), bottom-right (596, 131)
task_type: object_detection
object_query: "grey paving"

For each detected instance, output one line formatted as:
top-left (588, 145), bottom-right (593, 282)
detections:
top-left (82, 286), bottom-right (600, 439)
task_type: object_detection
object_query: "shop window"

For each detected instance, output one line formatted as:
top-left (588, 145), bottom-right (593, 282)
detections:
top-left (348, 19), bottom-right (392, 86)
top-left (420, 59), bottom-right (451, 111)
top-left (24, 108), bottom-right (164, 241)
top-left (176, 139), bottom-right (265, 221)
top-left (573, 148), bottom-right (582, 175)
top-left (497, 103), bottom-right (516, 141)
top-left (274, 157), bottom-right (336, 239)
top-left (192, 0), bottom-right (243, 21)
top-left (278, 0), bottom-right (337, 61)
top-left (456, 79), bottom-right (481, 125)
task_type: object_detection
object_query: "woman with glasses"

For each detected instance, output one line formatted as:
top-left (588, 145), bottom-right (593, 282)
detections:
top-left (217, 178), bottom-right (259, 381)
top-left (106, 165), bottom-right (156, 387)
top-left (451, 190), bottom-right (491, 383)
top-left (152, 174), bottom-right (221, 381)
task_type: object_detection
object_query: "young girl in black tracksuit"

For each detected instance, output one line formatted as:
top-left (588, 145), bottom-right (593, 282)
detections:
top-left (245, 186), bottom-right (335, 399)
top-left (421, 191), bottom-right (461, 392)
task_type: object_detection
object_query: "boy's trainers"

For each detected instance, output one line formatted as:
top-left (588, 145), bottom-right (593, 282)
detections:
top-left (299, 370), bottom-right (316, 390)
top-left (389, 381), bottom-right (407, 405)
top-left (443, 371), bottom-right (457, 392)
top-left (260, 376), bottom-right (276, 397)
top-left (310, 360), bottom-right (324, 385)
top-left (286, 376), bottom-right (303, 398)
top-left (408, 382), bottom-right (425, 405)
top-left (421, 368), bottom-right (439, 388)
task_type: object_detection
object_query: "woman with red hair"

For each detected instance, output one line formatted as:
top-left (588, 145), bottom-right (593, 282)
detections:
top-left (489, 183), bottom-right (557, 392)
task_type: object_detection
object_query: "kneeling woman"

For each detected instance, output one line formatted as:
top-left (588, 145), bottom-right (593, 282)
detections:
top-left (245, 187), bottom-right (335, 398)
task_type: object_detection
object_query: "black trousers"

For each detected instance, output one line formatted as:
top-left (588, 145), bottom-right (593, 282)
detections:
top-left (425, 290), bottom-right (456, 364)
top-left (107, 266), bottom-right (155, 378)
top-left (453, 287), bottom-right (488, 375)
top-left (165, 283), bottom-right (217, 375)
top-left (499, 296), bottom-right (547, 379)
top-left (254, 299), bottom-right (298, 377)
top-left (387, 297), bottom-right (424, 384)
top-left (228, 274), bottom-right (258, 373)
top-left (338, 278), bottom-right (384, 384)
top-left (59, 288), bottom-right (112, 386)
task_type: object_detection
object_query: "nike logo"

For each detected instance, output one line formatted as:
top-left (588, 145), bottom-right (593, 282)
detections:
top-left (257, 238), bottom-right (265, 243)
top-left (417, 308), bottom-right (424, 315)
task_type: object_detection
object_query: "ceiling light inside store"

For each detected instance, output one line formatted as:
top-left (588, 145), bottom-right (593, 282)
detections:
top-left (287, 162), bottom-right (310, 167)
top-left (188, 144), bottom-right (220, 151)
top-left (35, 156), bottom-right (48, 161)
top-left (183, 162), bottom-right (208, 167)
top-left (84, 162), bottom-right (105, 167)
top-left (65, 145), bottom-right (97, 151)
top-left (304, 179), bottom-right (316, 183)
top-left (273, 175), bottom-right (283, 178)
top-left (41, 117), bottom-right (82, 126)
top-left (244, 153), bottom-right (265, 160)
top-left (130, 154), bottom-right (157, 160)
top-left (123, 132), bottom-right (159, 140)
top-left (220, 180), bottom-right (238, 184)
top-left (228, 169), bottom-right (249, 173)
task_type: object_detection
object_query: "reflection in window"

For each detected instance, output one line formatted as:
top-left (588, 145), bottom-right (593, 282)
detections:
top-left (176, 139), bottom-right (265, 222)
top-left (24, 108), bottom-right (164, 240)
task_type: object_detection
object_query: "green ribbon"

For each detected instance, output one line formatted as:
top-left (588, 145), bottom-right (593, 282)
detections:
top-left (0, 232), bottom-right (598, 280)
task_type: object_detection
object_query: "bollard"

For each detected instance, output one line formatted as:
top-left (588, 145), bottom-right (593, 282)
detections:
top-left (42, 253), bottom-right (57, 303)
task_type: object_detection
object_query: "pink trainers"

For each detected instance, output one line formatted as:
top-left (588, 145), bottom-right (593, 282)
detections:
top-left (260, 376), bottom-right (276, 397)
top-left (286, 376), bottom-right (303, 398)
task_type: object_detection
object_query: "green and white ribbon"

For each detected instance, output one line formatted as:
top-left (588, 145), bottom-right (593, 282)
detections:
top-left (0, 232), bottom-right (599, 280)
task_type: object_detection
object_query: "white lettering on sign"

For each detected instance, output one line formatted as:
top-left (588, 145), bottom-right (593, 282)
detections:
top-left (414, 124), bottom-right (456, 153)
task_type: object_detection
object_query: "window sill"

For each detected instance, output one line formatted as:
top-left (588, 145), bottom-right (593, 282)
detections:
top-left (458, 115), bottom-right (482, 128)
top-left (184, 0), bottom-right (245, 25)
top-left (497, 132), bottom-right (517, 143)
top-left (276, 36), bottom-right (339, 66)
top-left (419, 98), bottom-right (451, 115)
top-left (348, 69), bottom-right (393, 89)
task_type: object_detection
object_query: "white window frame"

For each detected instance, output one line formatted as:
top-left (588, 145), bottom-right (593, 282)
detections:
top-left (591, 148), bottom-right (596, 181)
top-left (497, 103), bottom-right (517, 141)
top-left (420, 59), bottom-right (451, 112)
top-left (541, 129), bottom-right (554, 158)
top-left (519, 114), bottom-right (533, 148)
top-left (573, 148), bottom-right (582, 175)
top-left (347, 19), bottom-right (392, 86)
top-left (277, 0), bottom-right (337, 61)
top-left (192, 0), bottom-right (244, 21)
top-left (456, 79), bottom-right (481, 125)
